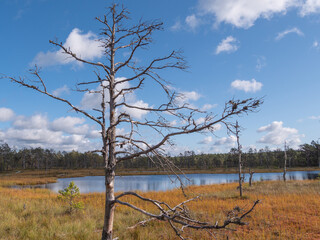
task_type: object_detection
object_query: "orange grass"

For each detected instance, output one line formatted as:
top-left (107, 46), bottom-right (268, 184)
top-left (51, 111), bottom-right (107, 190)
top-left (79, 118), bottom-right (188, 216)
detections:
top-left (0, 177), bottom-right (319, 239)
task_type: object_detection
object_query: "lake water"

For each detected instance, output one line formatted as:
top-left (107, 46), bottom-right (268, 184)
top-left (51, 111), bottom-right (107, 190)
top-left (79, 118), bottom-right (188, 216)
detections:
top-left (22, 170), bottom-right (320, 193)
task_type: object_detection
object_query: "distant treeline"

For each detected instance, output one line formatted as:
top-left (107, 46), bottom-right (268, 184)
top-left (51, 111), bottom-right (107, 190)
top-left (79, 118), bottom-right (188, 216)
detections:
top-left (0, 140), bottom-right (319, 172)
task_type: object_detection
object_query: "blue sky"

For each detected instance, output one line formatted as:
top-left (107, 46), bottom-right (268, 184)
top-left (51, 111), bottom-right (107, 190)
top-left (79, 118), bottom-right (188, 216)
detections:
top-left (0, 0), bottom-right (319, 154)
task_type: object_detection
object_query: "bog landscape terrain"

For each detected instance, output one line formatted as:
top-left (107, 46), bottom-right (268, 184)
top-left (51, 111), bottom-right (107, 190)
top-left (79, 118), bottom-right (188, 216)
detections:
top-left (1, 1), bottom-right (320, 239)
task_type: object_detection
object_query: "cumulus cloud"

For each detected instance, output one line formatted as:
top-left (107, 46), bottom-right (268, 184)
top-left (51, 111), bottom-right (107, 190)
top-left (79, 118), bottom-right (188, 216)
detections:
top-left (215, 36), bottom-right (238, 54)
top-left (169, 120), bottom-right (177, 126)
top-left (275, 27), bottom-right (304, 40)
top-left (2, 126), bottom-right (95, 152)
top-left (198, 136), bottom-right (213, 144)
top-left (120, 100), bottom-right (151, 119)
top-left (213, 135), bottom-right (236, 146)
top-left (199, 0), bottom-right (299, 28)
top-left (0, 108), bottom-right (15, 122)
top-left (197, 0), bottom-right (320, 29)
top-left (257, 121), bottom-right (303, 147)
top-left (52, 85), bottom-right (70, 97)
top-left (185, 14), bottom-right (201, 30)
top-left (195, 117), bottom-right (206, 125)
top-left (80, 78), bottom-right (150, 119)
top-left (80, 77), bottom-right (129, 110)
top-left (32, 28), bottom-right (103, 67)
top-left (13, 114), bottom-right (48, 129)
top-left (201, 103), bottom-right (218, 111)
top-left (175, 90), bottom-right (201, 106)
top-left (300, 0), bottom-right (320, 16)
top-left (171, 20), bottom-right (182, 31)
top-left (51, 116), bottom-right (89, 135)
top-left (0, 112), bottom-right (101, 152)
top-left (213, 123), bottom-right (222, 131)
top-left (231, 79), bottom-right (263, 93)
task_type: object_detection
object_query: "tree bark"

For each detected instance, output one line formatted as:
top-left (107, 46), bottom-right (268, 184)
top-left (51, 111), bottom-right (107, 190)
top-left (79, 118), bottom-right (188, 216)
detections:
top-left (102, 13), bottom-right (116, 239)
top-left (283, 142), bottom-right (287, 182)
top-left (318, 144), bottom-right (320, 168)
top-left (249, 169), bottom-right (254, 187)
top-left (102, 168), bottom-right (115, 240)
top-left (236, 121), bottom-right (243, 197)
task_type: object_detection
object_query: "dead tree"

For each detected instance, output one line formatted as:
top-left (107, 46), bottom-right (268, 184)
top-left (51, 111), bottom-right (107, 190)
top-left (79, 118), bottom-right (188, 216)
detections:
top-left (3, 4), bottom-right (262, 240)
top-left (235, 121), bottom-right (243, 197)
top-left (283, 141), bottom-right (287, 182)
top-left (249, 169), bottom-right (255, 187)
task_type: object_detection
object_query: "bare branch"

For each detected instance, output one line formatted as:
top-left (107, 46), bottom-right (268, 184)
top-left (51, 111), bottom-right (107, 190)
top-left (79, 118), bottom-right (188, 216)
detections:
top-left (4, 71), bottom-right (102, 126)
top-left (115, 191), bottom-right (260, 238)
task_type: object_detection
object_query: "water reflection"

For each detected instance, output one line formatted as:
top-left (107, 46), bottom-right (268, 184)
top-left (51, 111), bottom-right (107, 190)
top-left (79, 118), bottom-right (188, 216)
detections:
top-left (16, 170), bottom-right (319, 193)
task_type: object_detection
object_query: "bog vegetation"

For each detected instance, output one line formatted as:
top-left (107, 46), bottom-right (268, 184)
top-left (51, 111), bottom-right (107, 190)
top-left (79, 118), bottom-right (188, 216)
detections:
top-left (58, 181), bottom-right (84, 214)
top-left (0, 173), bottom-right (319, 240)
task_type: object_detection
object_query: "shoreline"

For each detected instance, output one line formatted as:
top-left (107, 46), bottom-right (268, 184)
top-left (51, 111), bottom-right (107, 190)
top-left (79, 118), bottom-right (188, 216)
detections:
top-left (1, 167), bottom-right (319, 186)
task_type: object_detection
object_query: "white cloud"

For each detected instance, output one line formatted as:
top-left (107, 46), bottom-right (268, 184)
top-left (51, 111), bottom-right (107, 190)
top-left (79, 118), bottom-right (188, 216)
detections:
top-left (257, 121), bottom-right (303, 147)
top-left (80, 89), bottom-right (102, 110)
top-left (0, 112), bottom-right (101, 152)
top-left (175, 90), bottom-right (201, 106)
top-left (195, 117), bottom-right (206, 125)
top-left (13, 114), bottom-right (48, 129)
top-left (0, 130), bottom-right (4, 140)
top-left (198, 136), bottom-right (213, 144)
top-left (231, 79), bottom-right (263, 93)
top-left (86, 129), bottom-right (101, 139)
top-left (213, 135), bottom-right (236, 146)
top-left (275, 27), bottom-right (304, 40)
top-left (80, 77), bottom-right (129, 110)
top-left (0, 108), bottom-right (15, 122)
top-left (185, 14), bottom-right (201, 30)
top-left (120, 100), bottom-right (150, 119)
top-left (197, 0), bottom-right (320, 29)
top-left (313, 40), bottom-right (319, 49)
top-left (51, 116), bottom-right (89, 135)
top-left (171, 20), bottom-right (182, 31)
top-left (213, 123), bottom-right (222, 131)
top-left (300, 0), bottom-right (320, 16)
top-left (199, 0), bottom-right (299, 29)
top-left (201, 103), bottom-right (217, 111)
top-left (309, 115), bottom-right (320, 120)
top-left (5, 128), bottom-right (61, 144)
top-left (5, 127), bottom-right (95, 152)
top-left (52, 85), bottom-right (70, 97)
top-left (215, 36), bottom-right (238, 55)
top-left (32, 28), bottom-right (103, 67)
top-left (169, 120), bottom-right (177, 126)
top-left (81, 78), bottom-right (150, 119)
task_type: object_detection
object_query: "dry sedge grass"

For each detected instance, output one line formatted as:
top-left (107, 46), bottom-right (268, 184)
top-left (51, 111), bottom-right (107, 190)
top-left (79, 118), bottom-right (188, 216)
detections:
top-left (0, 175), bottom-right (319, 240)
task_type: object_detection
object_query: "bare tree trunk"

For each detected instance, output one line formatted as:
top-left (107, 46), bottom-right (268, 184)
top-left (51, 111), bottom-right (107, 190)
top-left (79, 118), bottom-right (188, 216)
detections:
top-left (235, 121), bottom-right (243, 197)
top-left (249, 169), bottom-right (254, 187)
top-left (283, 141), bottom-right (287, 182)
top-left (102, 15), bottom-right (117, 239)
top-left (102, 168), bottom-right (115, 240)
top-left (318, 143), bottom-right (320, 168)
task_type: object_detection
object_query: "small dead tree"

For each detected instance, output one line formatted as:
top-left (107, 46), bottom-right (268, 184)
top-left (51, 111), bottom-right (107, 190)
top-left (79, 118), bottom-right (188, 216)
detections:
top-left (283, 141), bottom-right (287, 182)
top-left (249, 169), bottom-right (255, 187)
top-left (235, 121), bottom-right (243, 197)
top-left (3, 4), bottom-right (262, 240)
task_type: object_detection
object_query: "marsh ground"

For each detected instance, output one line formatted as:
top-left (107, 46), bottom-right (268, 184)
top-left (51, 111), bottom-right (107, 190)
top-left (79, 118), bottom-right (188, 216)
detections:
top-left (0, 170), bottom-right (319, 239)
